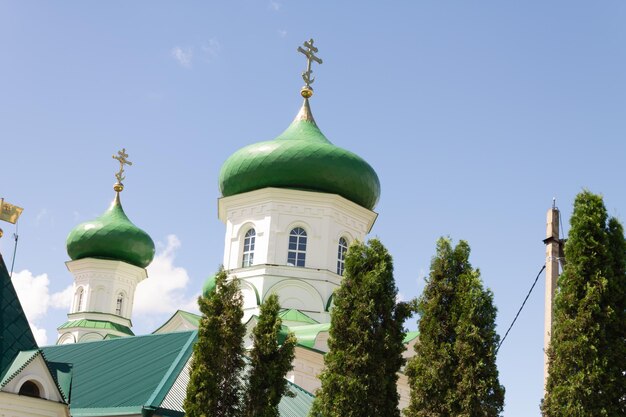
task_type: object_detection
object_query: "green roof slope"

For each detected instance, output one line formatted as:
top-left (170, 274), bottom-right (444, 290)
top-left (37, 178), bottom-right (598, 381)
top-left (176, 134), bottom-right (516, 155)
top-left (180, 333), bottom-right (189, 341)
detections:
top-left (278, 380), bottom-right (315, 417)
top-left (41, 330), bottom-right (196, 415)
top-left (58, 319), bottom-right (134, 336)
top-left (0, 253), bottom-right (38, 379)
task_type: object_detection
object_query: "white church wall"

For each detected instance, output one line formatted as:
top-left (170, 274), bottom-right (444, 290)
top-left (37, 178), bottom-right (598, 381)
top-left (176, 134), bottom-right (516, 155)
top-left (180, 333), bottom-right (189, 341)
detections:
top-left (0, 393), bottom-right (68, 417)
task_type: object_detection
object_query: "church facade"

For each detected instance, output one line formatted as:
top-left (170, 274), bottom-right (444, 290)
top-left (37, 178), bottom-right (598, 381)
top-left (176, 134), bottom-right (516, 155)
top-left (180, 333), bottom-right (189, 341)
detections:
top-left (0, 40), bottom-right (417, 416)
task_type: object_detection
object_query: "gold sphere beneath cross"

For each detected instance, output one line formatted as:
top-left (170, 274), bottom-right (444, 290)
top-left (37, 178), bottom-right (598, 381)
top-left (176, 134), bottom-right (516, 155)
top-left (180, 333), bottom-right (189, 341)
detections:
top-left (113, 183), bottom-right (124, 192)
top-left (301, 87), bottom-right (313, 98)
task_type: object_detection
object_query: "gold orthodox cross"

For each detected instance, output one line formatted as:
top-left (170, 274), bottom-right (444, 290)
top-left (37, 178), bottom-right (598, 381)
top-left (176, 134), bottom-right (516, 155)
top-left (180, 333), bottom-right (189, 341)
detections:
top-left (298, 39), bottom-right (323, 91)
top-left (112, 148), bottom-right (132, 189)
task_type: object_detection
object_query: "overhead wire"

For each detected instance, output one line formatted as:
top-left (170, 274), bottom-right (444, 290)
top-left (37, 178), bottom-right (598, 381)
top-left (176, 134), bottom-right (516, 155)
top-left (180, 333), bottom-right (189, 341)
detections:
top-left (496, 264), bottom-right (546, 354)
top-left (10, 220), bottom-right (19, 277)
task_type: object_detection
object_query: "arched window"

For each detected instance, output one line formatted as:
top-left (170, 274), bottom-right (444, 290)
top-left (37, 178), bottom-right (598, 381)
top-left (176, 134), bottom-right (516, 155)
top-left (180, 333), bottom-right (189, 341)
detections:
top-left (76, 287), bottom-right (84, 312)
top-left (242, 228), bottom-right (256, 268)
top-left (287, 227), bottom-right (307, 267)
top-left (19, 380), bottom-right (41, 398)
top-left (115, 293), bottom-right (124, 316)
top-left (337, 237), bottom-right (348, 276)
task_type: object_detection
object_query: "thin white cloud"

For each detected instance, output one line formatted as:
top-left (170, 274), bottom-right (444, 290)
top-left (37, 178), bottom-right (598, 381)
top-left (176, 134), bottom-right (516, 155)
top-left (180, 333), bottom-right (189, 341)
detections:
top-left (201, 39), bottom-right (221, 62)
top-left (50, 284), bottom-right (74, 309)
top-left (278, 29), bottom-right (287, 38)
top-left (11, 270), bottom-right (72, 346)
top-left (135, 235), bottom-right (198, 318)
top-left (30, 324), bottom-right (48, 346)
top-left (171, 46), bottom-right (194, 68)
top-left (35, 208), bottom-right (48, 226)
top-left (269, 1), bottom-right (281, 11)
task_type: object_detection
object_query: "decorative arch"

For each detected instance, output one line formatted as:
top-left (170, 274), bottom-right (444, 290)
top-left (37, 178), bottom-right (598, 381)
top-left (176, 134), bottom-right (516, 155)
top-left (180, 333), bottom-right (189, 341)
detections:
top-left (266, 279), bottom-right (324, 313)
top-left (325, 293), bottom-right (335, 312)
top-left (74, 286), bottom-right (85, 313)
top-left (115, 290), bottom-right (127, 316)
top-left (18, 380), bottom-right (41, 398)
top-left (235, 221), bottom-right (258, 238)
top-left (15, 374), bottom-right (49, 400)
top-left (79, 332), bottom-right (104, 343)
top-left (58, 333), bottom-right (76, 345)
top-left (94, 286), bottom-right (106, 312)
top-left (238, 280), bottom-right (261, 308)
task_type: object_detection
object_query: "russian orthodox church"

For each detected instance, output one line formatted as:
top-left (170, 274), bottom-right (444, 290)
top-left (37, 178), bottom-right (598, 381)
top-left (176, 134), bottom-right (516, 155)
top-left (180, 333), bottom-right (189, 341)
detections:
top-left (0, 40), bottom-right (418, 416)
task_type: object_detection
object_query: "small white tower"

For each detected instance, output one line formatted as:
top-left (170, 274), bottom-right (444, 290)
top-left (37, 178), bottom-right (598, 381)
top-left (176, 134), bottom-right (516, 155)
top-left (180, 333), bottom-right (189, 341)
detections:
top-left (58, 150), bottom-right (155, 344)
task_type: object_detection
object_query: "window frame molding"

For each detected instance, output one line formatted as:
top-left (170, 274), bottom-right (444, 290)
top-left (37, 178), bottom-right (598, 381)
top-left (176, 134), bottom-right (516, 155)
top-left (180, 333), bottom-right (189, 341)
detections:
top-left (287, 226), bottom-right (309, 267)
top-left (337, 236), bottom-right (349, 276)
top-left (241, 227), bottom-right (256, 268)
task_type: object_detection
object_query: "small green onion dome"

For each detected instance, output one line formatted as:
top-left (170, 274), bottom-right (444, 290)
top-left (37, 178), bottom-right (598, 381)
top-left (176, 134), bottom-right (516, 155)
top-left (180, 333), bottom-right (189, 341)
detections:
top-left (219, 99), bottom-right (381, 210)
top-left (66, 193), bottom-right (155, 268)
top-left (202, 274), bottom-right (217, 297)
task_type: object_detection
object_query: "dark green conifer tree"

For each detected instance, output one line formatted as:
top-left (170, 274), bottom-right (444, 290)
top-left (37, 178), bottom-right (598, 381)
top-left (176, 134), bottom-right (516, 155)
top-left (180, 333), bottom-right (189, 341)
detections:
top-left (244, 293), bottom-right (297, 417)
top-left (184, 268), bottom-right (246, 417)
top-left (405, 238), bottom-right (504, 417)
top-left (542, 191), bottom-right (626, 416)
top-left (309, 239), bottom-right (413, 417)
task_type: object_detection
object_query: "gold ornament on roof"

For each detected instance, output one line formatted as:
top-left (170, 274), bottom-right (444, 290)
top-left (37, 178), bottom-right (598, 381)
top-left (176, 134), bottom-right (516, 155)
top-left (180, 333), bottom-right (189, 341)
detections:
top-left (112, 148), bottom-right (133, 192)
top-left (297, 38), bottom-right (323, 98)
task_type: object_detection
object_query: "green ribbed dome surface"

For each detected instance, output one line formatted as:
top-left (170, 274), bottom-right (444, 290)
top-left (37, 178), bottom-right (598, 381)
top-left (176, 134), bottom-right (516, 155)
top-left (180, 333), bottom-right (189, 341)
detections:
top-left (66, 194), bottom-right (155, 268)
top-left (202, 274), bottom-right (216, 297)
top-left (219, 99), bottom-right (380, 210)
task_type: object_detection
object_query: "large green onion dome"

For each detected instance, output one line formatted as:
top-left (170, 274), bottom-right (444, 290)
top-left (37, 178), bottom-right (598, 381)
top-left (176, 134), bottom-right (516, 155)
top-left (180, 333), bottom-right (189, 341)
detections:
top-left (66, 193), bottom-right (155, 268)
top-left (218, 99), bottom-right (381, 210)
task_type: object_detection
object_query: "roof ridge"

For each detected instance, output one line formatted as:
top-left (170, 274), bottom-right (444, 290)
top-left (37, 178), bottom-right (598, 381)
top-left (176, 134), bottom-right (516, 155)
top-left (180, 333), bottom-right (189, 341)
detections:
top-left (0, 349), bottom-right (40, 387)
top-left (144, 330), bottom-right (197, 409)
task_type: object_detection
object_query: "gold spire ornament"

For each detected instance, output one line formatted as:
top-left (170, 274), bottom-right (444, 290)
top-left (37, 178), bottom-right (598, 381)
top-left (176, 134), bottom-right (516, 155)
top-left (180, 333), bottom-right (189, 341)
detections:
top-left (297, 38), bottom-right (323, 98)
top-left (112, 148), bottom-right (133, 192)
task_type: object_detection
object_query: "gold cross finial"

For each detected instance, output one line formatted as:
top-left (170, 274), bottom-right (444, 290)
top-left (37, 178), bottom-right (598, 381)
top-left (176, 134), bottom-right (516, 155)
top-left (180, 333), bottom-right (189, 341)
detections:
top-left (297, 38), bottom-right (323, 98)
top-left (112, 148), bottom-right (132, 192)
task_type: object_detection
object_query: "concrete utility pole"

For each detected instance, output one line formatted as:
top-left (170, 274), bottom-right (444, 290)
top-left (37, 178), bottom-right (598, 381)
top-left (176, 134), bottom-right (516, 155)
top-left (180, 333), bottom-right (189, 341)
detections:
top-left (542, 200), bottom-right (561, 393)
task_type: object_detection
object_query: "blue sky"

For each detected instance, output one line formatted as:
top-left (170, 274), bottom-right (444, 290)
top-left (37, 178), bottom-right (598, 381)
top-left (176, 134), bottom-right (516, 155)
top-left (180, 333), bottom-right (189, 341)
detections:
top-left (1, 2), bottom-right (625, 416)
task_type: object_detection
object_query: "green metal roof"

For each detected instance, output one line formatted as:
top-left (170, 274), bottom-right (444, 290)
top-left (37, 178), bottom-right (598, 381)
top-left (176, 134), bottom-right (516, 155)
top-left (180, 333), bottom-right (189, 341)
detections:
top-left (58, 319), bottom-right (134, 336)
top-left (403, 330), bottom-right (419, 343)
top-left (0, 253), bottom-right (38, 380)
top-left (219, 98), bottom-right (381, 210)
top-left (66, 193), bottom-right (155, 268)
top-left (278, 380), bottom-right (315, 417)
top-left (283, 323), bottom-right (330, 349)
top-left (40, 330), bottom-right (196, 415)
top-left (279, 309), bottom-right (319, 325)
top-left (152, 310), bottom-right (201, 334)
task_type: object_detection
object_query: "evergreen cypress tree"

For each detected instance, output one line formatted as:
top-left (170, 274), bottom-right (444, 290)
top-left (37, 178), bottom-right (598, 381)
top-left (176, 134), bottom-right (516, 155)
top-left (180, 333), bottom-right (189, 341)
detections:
top-left (310, 239), bottom-right (413, 417)
top-left (405, 238), bottom-right (504, 417)
top-left (244, 293), bottom-right (297, 417)
top-left (542, 191), bottom-right (626, 416)
top-left (184, 268), bottom-right (246, 417)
